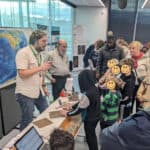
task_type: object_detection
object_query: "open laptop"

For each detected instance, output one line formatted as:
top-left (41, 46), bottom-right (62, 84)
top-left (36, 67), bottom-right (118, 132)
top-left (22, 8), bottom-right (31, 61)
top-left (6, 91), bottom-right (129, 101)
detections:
top-left (14, 126), bottom-right (45, 150)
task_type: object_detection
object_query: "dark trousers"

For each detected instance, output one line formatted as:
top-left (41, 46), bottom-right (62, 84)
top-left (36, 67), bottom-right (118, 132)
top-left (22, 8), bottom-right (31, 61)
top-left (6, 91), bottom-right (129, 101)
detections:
top-left (100, 121), bottom-right (115, 130)
top-left (101, 89), bottom-right (109, 97)
top-left (84, 119), bottom-right (99, 150)
top-left (52, 75), bottom-right (67, 100)
top-left (132, 84), bottom-right (141, 112)
top-left (119, 99), bottom-right (132, 119)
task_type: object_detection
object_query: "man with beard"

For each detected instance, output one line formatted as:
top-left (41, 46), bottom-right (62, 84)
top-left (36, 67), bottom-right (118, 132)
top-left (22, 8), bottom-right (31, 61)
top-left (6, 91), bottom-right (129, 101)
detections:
top-left (47, 40), bottom-right (70, 100)
top-left (96, 34), bottom-right (124, 78)
top-left (15, 30), bottom-right (52, 130)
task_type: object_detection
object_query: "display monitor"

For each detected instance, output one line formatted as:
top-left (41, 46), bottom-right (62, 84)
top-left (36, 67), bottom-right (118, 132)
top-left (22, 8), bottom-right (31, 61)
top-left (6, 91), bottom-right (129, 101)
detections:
top-left (15, 127), bottom-right (43, 150)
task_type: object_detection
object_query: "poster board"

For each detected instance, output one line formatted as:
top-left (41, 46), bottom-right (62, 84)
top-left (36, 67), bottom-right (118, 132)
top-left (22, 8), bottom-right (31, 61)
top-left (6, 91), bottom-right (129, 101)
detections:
top-left (73, 25), bottom-right (86, 71)
top-left (0, 27), bottom-right (32, 86)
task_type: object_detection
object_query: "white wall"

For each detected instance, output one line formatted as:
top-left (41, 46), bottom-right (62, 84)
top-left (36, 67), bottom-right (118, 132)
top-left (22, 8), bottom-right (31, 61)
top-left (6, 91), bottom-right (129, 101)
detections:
top-left (74, 6), bottom-right (108, 46)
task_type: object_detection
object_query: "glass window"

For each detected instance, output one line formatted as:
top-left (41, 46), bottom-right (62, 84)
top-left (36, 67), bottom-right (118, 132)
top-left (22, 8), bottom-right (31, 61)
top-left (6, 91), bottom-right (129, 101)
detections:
top-left (110, 0), bottom-right (137, 42)
top-left (51, 0), bottom-right (73, 60)
top-left (29, 0), bottom-right (49, 29)
top-left (110, 0), bottom-right (150, 43)
top-left (0, 0), bottom-right (73, 60)
top-left (0, 1), bottom-right (20, 27)
top-left (136, 0), bottom-right (150, 43)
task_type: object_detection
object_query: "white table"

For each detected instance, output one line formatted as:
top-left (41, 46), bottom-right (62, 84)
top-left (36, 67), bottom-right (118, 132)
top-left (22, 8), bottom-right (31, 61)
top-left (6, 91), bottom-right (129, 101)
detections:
top-left (3, 96), bottom-right (82, 150)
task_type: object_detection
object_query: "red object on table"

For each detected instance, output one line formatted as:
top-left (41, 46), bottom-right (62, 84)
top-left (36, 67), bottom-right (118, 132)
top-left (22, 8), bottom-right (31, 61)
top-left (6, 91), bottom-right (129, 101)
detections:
top-left (59, 91), bottom-right (66, 97)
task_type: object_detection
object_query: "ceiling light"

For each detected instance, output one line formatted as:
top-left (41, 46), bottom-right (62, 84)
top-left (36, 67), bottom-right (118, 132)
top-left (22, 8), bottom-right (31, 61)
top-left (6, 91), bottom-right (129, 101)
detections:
top-left (98, 0), bottom-right (105, 7)
top-left (141, 0), bottom-right (148, 8)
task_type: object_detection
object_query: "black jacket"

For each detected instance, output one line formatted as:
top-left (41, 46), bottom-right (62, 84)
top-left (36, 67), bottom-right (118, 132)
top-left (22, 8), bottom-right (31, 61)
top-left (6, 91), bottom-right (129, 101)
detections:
top-left (120, 71), bottom-right (136, 103)
top-left (85, 86), bottom-right (101, 121)
top-left (96, 45), bottom-right (124, 77)
top-left (83, 44), bottom-right (94, 67)
top-left (67, 70), bottom-right (101, 122)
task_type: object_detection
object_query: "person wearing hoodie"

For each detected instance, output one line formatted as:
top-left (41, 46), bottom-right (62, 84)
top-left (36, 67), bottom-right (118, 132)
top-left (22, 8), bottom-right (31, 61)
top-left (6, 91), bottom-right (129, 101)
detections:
top-left (100, 103), bottom-right (150, 150)
top-left (61, 70), bottom-right (101, 150)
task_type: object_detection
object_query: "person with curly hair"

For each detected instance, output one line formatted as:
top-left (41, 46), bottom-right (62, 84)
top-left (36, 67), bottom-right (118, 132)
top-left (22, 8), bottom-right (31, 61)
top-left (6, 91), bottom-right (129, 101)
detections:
top-left (49, 129), bottom-right (74, 150)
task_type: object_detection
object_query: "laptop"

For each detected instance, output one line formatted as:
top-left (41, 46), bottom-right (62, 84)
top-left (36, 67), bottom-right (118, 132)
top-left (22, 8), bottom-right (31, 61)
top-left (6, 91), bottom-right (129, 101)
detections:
top-left (14, 126), bottom-right (44, 150)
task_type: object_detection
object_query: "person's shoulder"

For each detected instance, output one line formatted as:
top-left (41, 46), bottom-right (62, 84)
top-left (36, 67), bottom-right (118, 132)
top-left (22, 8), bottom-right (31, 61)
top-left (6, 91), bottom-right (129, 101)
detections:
top-left (99, 45), bottom-right (106, 54)
top-left (143, 76), bottom-right (150, 83)
top-left (87, 44), bottom-right (94, 50)
top-left (137, 55), bottom-right (149, 66)
top-left (16, 46), bottom-right (30, 55)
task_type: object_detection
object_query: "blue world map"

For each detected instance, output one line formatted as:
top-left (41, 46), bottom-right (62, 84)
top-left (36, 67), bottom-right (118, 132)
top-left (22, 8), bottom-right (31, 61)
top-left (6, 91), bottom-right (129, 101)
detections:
top-left (0, 30), bottom-right (27, 84)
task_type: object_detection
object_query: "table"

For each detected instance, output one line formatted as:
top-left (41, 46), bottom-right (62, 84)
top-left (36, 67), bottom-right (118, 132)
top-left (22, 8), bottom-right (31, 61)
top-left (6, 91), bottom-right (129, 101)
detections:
top-left (3, 96), bottom-right (82, 150)
top-left (0, 81), bottom-right (21, 135)
top-left (0, 108), bottom-right (3, 139)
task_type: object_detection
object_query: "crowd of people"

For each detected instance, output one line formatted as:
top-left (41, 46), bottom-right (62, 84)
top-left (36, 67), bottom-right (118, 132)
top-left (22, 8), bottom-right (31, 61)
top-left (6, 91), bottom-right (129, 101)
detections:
top-left (83, 31), bottom-right (150, 150)
top-left (15, 29), bottom-right (150, 150)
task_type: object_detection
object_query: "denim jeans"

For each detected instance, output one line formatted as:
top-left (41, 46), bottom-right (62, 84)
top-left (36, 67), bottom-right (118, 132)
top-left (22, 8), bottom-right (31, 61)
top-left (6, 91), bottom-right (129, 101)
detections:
top-left (16, 93), bottom-right (48, 131)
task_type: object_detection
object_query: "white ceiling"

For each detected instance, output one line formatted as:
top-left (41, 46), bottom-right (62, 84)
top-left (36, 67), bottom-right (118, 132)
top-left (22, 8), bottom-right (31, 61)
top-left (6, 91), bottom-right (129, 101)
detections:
top-left (64, 0), bottom-right (105, 7)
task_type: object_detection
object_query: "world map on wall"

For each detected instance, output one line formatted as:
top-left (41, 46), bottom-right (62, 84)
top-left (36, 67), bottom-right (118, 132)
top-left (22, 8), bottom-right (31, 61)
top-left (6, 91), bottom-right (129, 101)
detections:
top-left (0, 30), bottom-right (27, 84)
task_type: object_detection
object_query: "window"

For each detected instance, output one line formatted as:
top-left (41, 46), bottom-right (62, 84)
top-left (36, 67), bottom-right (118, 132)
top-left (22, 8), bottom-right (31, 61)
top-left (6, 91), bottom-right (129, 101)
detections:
top-left (0, 0), bottom-right (73, 60)
top-left (0, 1), bottom-right (20, 27)
top-left (109, 0), bottom-right (150, 43)
top-left (109, 0), bottom-right (137, 42)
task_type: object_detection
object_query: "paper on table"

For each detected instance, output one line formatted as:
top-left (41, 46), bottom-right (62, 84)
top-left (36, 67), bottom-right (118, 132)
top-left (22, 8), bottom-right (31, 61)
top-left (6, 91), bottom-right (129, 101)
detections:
top-left (68, 93), bottom-right (79, 102)
top-left (67, 122), bottom-right (79, 136)
top-left (59, 115), bottom-right (82, 136)
top-left (49, 111), bottom-right (61, 118)
top-left (33, 118), bottom-right (53, 128)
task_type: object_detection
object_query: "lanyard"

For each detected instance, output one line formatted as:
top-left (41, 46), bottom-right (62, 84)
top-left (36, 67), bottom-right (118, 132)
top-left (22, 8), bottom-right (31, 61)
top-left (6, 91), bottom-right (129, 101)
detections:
top-left (30, 45), bottom-right (42, 66)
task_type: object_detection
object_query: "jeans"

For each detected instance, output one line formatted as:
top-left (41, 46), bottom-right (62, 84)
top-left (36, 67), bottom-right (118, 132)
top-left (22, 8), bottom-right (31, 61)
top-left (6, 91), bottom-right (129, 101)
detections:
top-left (16, 93), bottom-right (48, 131)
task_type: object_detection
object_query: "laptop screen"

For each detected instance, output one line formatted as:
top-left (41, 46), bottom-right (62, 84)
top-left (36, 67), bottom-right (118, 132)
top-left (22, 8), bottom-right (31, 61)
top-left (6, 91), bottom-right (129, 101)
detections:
top-left (15, 127), bottom-right (43, 150)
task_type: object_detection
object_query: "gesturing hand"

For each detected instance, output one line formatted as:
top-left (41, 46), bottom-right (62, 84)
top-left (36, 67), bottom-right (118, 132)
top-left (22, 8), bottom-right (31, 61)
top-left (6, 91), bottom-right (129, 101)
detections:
top-left (40, 62), bottom-right (52, 71)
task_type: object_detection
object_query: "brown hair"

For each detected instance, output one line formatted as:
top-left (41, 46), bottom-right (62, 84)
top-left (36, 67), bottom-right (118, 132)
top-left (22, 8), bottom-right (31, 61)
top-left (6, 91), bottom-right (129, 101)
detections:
top-left (116, 38), bottom-right (128, 47)
top-left (95, 40), bottom-right (105, 50)
top-left (129, 41), bottom-right (143, 51)
top-left (29, 30), bottom-right (47, 45)
top-left (120, 58), bottom-right (134, 69)
top-left (49, 129), bottom-right (74, 150)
